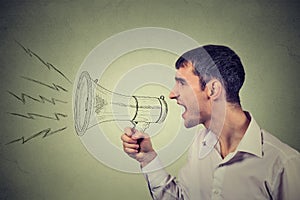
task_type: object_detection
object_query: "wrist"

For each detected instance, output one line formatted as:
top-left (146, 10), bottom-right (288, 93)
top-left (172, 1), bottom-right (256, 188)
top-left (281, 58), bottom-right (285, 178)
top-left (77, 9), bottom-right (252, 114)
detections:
top-left (140, 151), bottom-right (157, 168)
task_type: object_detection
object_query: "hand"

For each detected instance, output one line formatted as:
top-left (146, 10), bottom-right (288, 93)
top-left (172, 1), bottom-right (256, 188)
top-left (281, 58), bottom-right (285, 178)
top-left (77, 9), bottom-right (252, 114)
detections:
top-left (121, 127), bottom-right (157, 168)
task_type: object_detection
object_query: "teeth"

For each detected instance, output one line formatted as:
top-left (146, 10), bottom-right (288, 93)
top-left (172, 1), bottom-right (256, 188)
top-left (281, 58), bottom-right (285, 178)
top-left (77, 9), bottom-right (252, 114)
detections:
top-left (177, 102), bottom-right (186, 114)
top-left (181, 105), bottom-right (186, 113)
top-left (181, 106), bottom-right (185, 112)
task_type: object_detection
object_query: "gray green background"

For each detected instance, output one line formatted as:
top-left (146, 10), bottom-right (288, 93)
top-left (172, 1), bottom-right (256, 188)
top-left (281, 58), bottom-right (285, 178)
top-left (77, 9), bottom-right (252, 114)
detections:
top-left (0, 0), bottom-right (299, 199)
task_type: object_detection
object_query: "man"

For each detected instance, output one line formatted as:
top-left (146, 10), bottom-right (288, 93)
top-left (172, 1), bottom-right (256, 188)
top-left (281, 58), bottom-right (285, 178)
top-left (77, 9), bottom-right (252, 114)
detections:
top-left (121, 45), bottom-right (300, 199)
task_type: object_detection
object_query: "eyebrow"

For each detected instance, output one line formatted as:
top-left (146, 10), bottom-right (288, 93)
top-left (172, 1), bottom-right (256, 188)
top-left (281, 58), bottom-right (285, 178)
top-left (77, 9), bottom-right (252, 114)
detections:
top-left (175, 77), bottom-right (187, 83)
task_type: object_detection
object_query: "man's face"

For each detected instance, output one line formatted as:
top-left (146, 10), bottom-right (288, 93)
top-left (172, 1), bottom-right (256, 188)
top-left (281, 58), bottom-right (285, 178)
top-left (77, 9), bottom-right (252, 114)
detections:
top-left (169, 64), bottom-right (210, 128)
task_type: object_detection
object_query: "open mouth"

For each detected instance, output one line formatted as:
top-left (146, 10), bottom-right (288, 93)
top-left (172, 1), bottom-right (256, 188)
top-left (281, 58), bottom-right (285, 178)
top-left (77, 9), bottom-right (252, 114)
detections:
top-left (178, 102), bottom-right (187, 118)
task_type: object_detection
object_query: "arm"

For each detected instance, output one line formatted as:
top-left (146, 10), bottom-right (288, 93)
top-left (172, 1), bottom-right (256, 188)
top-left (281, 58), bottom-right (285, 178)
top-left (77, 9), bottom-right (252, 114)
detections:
top-left (142, 156), bottom-right (189, 200)
top-left (121, 127), bottom-right (189, 200)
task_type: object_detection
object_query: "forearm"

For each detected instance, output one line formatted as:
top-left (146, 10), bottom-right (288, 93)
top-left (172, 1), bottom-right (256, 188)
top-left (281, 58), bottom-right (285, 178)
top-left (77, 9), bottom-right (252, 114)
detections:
top-left (142, 157), bottom-right (188, 200)
top-left (122, 129), bottom-right (188, 199)
top-left (146, 174), bottom-right (186, 200)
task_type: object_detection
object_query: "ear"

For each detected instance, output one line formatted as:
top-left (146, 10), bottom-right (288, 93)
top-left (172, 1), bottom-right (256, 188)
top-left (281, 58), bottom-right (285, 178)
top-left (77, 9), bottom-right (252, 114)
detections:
top-left (206, 79), bottom-right (223, 100)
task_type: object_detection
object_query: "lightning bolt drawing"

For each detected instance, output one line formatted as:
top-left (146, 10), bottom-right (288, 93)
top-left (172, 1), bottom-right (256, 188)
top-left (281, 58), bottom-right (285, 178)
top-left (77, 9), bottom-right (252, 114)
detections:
top-left (8, 112), bottom-right (68, 121)
top-left (5, 127), bottom-right (68, 145)
top-left (7, 91), bottom-right (67, 105)
top-left (4, 41), bottom-right (73, 146)
top-left (15, 40), bottom-right (72, 84)
top-left (21, 76), bottom-right (68, 92)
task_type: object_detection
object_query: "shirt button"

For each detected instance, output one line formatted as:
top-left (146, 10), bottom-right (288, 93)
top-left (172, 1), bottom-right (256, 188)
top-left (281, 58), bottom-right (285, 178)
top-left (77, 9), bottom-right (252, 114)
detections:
top-left (213, 189), bottom-right (220, 195)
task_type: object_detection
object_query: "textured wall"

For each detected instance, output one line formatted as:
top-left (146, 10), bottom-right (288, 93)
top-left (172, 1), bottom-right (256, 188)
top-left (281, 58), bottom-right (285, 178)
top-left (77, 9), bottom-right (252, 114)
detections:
top-left (0, 0), bottom-right (299, 199)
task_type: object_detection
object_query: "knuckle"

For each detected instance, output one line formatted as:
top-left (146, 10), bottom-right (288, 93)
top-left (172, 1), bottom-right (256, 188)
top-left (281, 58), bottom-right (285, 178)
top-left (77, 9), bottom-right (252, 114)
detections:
top-left (123, 142), bottom-right (129, 148)
top-left (120, 134), bottom-right (125, 141)
top-left (124, 147), bottom-right (130, 153)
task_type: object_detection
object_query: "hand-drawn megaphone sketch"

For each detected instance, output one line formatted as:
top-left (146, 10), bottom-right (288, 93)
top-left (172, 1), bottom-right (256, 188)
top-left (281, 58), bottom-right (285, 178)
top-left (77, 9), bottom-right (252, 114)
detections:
top-left (71, 27), bottom-right (198, 173)
top-left (74, 71), bottom-right (168, 136)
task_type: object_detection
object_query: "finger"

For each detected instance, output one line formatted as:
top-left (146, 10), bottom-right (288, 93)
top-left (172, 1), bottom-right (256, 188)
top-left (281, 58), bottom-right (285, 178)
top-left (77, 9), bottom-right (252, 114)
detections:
top-left (123, 142), bottom-right (139, 150)
top-left (124, 147), bottom-right (138, 154)
top-left (124, 127), bottom-right (134, 137)
top-left (121, 134), bottom-right (137, 144)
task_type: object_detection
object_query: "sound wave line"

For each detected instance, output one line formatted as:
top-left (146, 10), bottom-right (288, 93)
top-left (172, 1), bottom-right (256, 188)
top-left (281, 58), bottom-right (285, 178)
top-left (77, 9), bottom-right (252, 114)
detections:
top-left (5, 127), bottom-right (68, 145)
top-left (15, 40), bottom-right (72, 84)
top-left (21, 76), bottom-right (68, 92)
top-left (9, 112), bottom-right (68, 121)
top-left (7, 91), bottom-right (67, 105)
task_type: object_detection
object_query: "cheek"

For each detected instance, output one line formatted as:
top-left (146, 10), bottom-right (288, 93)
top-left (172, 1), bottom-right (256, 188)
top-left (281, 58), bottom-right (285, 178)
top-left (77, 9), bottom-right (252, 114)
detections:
top-left (186, 87), bottom-right (200, 101)
top-left (198, 94), bottom-right (210, 112)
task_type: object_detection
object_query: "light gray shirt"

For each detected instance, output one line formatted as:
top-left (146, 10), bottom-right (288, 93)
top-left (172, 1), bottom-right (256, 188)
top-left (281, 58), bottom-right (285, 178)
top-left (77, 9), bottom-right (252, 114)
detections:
top-left (142, 115), bottom-right (300, 200)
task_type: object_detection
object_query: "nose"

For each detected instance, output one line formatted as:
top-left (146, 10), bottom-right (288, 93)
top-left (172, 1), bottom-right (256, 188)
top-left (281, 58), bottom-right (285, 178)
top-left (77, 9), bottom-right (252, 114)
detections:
top-left (169, 89), bottom-right (178, 100)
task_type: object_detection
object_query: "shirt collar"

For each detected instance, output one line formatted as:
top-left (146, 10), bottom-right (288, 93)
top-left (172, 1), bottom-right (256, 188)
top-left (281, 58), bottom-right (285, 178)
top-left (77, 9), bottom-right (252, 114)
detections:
top-left (198, 112), bottom-right (263, 159)
top-left (236, 113), bottom-right (263, 158)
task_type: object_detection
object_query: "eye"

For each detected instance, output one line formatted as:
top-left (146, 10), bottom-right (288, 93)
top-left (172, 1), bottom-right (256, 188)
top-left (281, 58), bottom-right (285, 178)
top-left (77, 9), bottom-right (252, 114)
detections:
top-left (178, 79), bottom-right (187, 86)
top-left (179, 80), bottom-right (185, 86)
top-left (175, 77), bottom-right (187, 86)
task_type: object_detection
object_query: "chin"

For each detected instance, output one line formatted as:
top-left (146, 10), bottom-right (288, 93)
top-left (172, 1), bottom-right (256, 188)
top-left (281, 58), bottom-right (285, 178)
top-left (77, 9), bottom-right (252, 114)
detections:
top-left (184, 120), bottom-right (199, 129)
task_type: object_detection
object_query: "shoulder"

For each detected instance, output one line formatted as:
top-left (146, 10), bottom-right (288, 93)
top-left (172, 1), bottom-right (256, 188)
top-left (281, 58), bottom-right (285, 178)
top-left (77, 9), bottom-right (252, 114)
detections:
top-left (261, 130), bottom-right (300, 198)
top-left (262, 129), bottom-right (299, 158)
top-left (262, 129), bottom-right (299, 169)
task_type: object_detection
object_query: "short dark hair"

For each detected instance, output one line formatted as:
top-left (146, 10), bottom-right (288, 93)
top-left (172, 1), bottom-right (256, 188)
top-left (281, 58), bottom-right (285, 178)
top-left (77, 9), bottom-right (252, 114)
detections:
top-left (175, 45), bottom-right (245, 105)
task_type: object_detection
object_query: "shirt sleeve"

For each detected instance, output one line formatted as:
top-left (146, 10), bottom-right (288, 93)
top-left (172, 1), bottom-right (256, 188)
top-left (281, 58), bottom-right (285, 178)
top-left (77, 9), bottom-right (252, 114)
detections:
top-left (273, 154), bottom-right (300, 200)
top-left (142, 156), bottom-right (189, 200)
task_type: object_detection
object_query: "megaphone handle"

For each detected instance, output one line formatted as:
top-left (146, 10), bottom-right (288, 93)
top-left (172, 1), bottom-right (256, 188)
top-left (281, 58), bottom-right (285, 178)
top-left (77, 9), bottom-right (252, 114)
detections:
top-left (132, 127), bottom-right (143, 153)
top-left (131, 121), bottom-right (149, 152)
top-left (136, 138), bottom-right (143, 153)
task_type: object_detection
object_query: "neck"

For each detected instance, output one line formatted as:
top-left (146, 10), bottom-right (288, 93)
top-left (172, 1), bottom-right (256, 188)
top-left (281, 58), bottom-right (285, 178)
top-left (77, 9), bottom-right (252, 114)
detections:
top-left (209, 104), bottom-right (250, 159)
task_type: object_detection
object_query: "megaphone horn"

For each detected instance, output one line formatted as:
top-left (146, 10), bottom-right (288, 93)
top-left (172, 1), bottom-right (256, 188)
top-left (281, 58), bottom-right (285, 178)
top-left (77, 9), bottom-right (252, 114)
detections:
top-left (74, 71), bottom-right (168, 136)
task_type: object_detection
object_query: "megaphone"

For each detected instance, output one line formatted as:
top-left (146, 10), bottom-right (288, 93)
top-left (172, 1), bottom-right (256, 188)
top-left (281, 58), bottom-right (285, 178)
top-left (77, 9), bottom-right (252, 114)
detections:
top-left (74, 71), bottom-right (168, 136)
